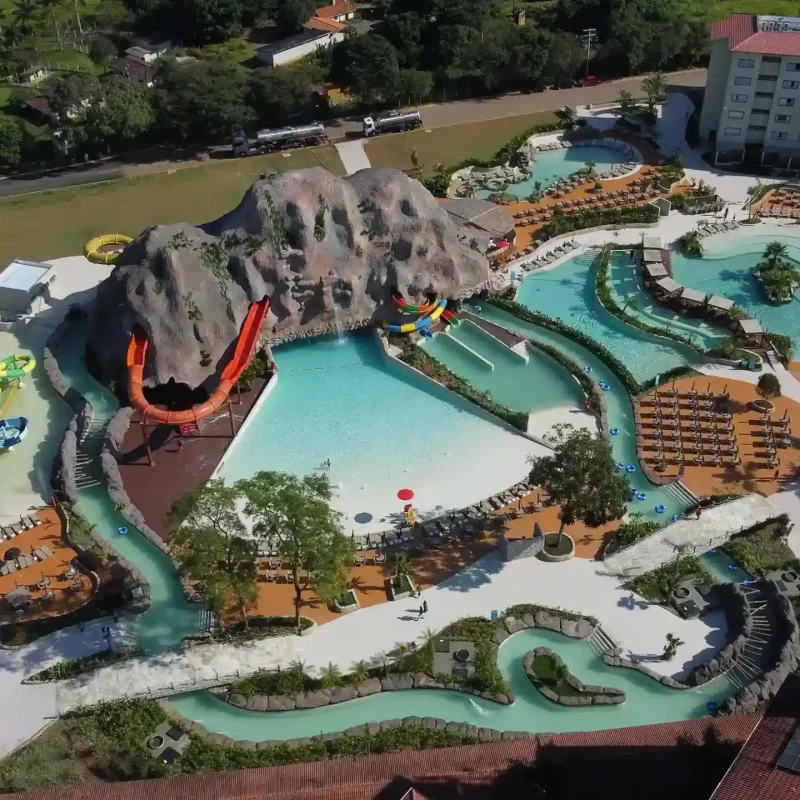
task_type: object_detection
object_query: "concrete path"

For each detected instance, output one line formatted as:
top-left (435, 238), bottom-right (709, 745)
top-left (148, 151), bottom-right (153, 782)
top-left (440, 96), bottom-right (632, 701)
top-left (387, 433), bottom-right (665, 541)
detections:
top-left (603, 494), bottom-right (777, 577)
top-left (335, 140), bottom-right (372, 175)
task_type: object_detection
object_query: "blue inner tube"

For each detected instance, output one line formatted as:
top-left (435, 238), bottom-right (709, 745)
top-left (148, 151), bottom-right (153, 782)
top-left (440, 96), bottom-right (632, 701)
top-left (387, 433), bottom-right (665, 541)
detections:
top-left (472, 305), bottom-right (482, 313)
top-left (636, 492), bottom-right (647, 501)
top-left (626, 465), bottom-right (636, 473)
top-left (585, 365), bottom-right (593, 372)
top-left (727, 563), bottom-right (738, 571)
top-left (118, 526), bottom-right (129, 535)
top-left (616, 462), bottom-right (626, 471)
top-left (601, 384), bottom-right (610, 392)
top-left (672, 514), bottom-right (681, 522)
top-left (610, 427), bottom-right (619, 435)
top-left (707, 701), bottom-right (719, 712)
top-left (655, 504), bottom-right (666, 513)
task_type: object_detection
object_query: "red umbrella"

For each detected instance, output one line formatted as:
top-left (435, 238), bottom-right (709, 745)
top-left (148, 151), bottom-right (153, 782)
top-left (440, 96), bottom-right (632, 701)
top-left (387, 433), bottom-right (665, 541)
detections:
top-left (397, 488), bottom-right (414, 501)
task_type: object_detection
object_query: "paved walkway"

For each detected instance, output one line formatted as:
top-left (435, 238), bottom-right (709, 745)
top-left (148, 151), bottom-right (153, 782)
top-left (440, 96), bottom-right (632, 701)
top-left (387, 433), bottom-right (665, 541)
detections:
top-left (335, 140), bottom-right (372, 175)
top-left (603, 494), bottom-right (777, 577)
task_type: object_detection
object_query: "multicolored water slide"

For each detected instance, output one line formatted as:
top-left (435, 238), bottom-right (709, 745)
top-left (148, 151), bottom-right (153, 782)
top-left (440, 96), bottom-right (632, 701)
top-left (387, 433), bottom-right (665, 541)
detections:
top-left (126, 298), bottom-right (270, 424)
top-left (384, 298), bottom-right (448, 333)
top-left (388, 292), bottom-right (460, 333)
top-left (0, 353), bottom-right (35, 380)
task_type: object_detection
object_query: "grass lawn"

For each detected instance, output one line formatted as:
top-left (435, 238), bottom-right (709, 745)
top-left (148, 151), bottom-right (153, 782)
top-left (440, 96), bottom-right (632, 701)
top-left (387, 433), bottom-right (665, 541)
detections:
top-left (724, 520), bottom-right (800, 577)
top-left (631, 556), bottom-right (713, 604)
top-left (0, 146), bottom-right (344, 266)
top-left (364, 110), bottom-right (559, 174)
top-left (676, 0), bottom-right (800, 20)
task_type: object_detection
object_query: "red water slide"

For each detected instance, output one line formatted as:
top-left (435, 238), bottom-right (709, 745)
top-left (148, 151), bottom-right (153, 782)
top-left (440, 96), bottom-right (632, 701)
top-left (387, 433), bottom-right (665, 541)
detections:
top-left (126, 298), bottom-right (270, 424)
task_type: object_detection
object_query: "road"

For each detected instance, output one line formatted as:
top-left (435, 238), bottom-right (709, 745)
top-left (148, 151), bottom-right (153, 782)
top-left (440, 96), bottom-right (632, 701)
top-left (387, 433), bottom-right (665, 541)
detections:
top-left (0, 69), bottom-right (707, 199)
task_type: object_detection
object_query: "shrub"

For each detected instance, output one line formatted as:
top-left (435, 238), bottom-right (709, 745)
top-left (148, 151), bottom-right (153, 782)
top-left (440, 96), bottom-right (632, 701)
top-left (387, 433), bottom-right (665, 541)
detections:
top-left (632, 556), bottom-right (712, 603)
top-left (707, 338), bottom-right (749, 361)
top-left (767, 332), bottom-right (794, 364)
top-left (616, 512), bottom-right (663, 547)
top-left (757, 373), bottom-right (782, 401)
top-left (546, 205), bottom-right (659, 237)
top-left (724, 517), bottom-right (799, 577)
top-left (27, 650), bottom-right (130, 683)
top-left (679, 231), bottom-right (703, 257)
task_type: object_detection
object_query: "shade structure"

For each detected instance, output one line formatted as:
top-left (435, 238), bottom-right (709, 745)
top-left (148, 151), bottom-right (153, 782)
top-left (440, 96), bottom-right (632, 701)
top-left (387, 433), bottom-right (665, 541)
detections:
top-left (397, 489), bottom-right (414, 501)
top-left (4, 547), bottom-right (21, 561)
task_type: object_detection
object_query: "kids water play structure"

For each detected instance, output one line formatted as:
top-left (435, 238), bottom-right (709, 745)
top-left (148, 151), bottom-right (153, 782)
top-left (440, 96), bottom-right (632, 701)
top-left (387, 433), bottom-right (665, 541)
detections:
top-left (126, 298), bottom-right (270, 424)
top-left (0, 416), bottom-right (28, 449)
top-left (0, 353), bottom-right (35, 380)
top-left (84, 234), bottom-right (134, 265)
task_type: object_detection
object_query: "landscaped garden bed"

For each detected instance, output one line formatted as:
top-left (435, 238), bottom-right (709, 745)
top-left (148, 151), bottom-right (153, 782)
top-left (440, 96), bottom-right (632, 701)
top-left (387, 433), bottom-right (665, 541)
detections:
top-left (537, 533), bottom-right (575, 562)
top-left (387, 572), bottom-right (415, 601)
top-left (723, 517), bottom-right (799, 578)
top-left (331, 588), bottom-right (359, 614)
top-left (25, 649), bottom-right (135, 684)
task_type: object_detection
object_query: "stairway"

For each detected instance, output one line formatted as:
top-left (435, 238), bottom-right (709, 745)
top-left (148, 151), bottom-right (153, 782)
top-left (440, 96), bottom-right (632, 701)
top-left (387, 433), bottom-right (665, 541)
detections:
top-left (664, 480), bottom-right (698, 509)
top-left (723, 585), bottom-right (777, 690)
top-left (587, 625), bottom-right (617, 655)
top-left (196, 605), bottom-right (215, 634)
top-left (74, 415), bottom-right (110, 491)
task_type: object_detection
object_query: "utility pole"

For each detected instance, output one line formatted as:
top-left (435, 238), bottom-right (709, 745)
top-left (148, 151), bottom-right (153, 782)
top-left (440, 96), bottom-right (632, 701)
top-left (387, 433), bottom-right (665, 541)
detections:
top-left (74, 0), bottom-right (83, 37)
top-left (581, 28), bottom-right (597, 79)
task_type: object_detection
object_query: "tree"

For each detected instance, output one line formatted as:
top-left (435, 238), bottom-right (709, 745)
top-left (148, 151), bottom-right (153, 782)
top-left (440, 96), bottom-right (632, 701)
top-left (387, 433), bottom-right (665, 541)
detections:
top-left (51, 73), bottom-right (100, 122)
top-left (274, 0), bottom-right (314, 36)
top-left (89, 36), bottom-right (118, 70)
top-left (763, 241), bottom-right (788, 267)
top-left (179, 0), bottom-right (245, 44)
top-left (616, 89), bottom-right (634, 116)
top-left (542, 32), bottom-right (582, 85)
top-left (11, 0), bottom-right (39, 36)
top-left (330, 34), bottom-right (399, 102)
top-left (81, 76), bottom-right (155, 155)
top-left (0, 114), bottom-right (24, 170)
top-left (247, 66), bottom-right (317, 129)
top-left (756, 373), bottom-right (782, 402)
top-left (388, 68), bottom-right (433, 106)
top-left (621, 295), bottom-right (638, 314)
top-left (169, 479), bottom-right (258, 625)
top-left (155, 59), bottom-right (253, 143)
top-left (240, 471), bottom-right (352, 633)
top-left (527, 424), bottom-right (629, 534)
top-left (662, 633), bottom-right (684, 661)
top-left (641, 71), bottom-right (667, 113)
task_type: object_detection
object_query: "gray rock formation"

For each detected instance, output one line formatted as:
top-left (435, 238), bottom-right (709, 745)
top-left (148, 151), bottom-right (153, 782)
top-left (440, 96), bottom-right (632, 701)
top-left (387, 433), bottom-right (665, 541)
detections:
top-left (90, 167), bottom-right (490, 390)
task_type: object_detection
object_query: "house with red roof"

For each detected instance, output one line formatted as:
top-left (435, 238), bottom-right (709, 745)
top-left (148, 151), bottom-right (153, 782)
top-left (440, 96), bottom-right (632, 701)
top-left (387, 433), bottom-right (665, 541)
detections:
top-left (701, 14), bottom-right (800, 169)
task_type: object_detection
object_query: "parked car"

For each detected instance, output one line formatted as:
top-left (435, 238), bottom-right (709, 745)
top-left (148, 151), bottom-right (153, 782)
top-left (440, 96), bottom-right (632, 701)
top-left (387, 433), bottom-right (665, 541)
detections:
top-left (557, 78), bottom-right (577, 89)
top-left (578, 75), bottom-right (600, 87)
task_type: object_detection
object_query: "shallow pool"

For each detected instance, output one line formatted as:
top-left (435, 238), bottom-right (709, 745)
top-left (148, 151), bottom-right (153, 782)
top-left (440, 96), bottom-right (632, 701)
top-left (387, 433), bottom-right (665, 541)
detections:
top-left (422, 320), bottom-right (585, 413)
top-left (516, 251), bottom-right (703, 384)
top-left (214, 332), bottom-right (539, 533)
top-left (672, 228), bottom-right (800, 352)
top-left (169, 627), bottom-right (732, 739)
top-left (700, 549), bottom-right (751, 584)
top-left (476, 146), bottom-right (624, 200)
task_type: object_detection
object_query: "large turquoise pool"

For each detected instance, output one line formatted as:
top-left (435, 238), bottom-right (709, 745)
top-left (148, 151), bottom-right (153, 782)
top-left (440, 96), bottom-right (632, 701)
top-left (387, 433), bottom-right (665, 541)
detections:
top-left (169, 627), bottom-right (732, 739)
top-left (516, 251), bottom-right (704, 383)
top-left (477, 145), bottom-right (624, 200)
top-left (214, 332), bottom-right (537, 533)
top-left (421, 320), bottom-right (585, 414)
top-left (672, 228), bottom-right (800, 352)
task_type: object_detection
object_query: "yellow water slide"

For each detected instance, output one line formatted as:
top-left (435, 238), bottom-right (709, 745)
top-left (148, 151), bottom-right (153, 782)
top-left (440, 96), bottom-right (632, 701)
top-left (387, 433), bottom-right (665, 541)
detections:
top-left (84, 234), bottom-right (133, 264)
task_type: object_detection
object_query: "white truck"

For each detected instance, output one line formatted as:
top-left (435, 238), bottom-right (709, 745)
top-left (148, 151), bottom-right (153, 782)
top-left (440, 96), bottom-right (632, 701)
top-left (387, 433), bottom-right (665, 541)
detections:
top-left (362, 110), bottom-right (423, 137)
top-left (232, 124), bottom-right (327, 156)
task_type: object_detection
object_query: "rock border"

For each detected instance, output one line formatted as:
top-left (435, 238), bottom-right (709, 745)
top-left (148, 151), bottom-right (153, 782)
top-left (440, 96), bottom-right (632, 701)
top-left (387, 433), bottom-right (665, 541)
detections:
top-left (537, 533), bottom-right (575, 562)
top-left (523, 647), bottom-right (625, 706)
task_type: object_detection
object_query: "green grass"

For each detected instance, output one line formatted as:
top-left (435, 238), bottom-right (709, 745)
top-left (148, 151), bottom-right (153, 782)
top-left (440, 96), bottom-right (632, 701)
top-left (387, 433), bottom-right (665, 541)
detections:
top-left (364, 110), bottom-right (559, 174)
top-left (530, 654), bottom-right (583, 697)
top-left (676, 0), bottom-right (800, 21)
top-left (631, 557), bottom-right (713, 604)
top-left (0, 146), bottom-right (345, 266)
top-left (724, 519), bottom-right (800, 577)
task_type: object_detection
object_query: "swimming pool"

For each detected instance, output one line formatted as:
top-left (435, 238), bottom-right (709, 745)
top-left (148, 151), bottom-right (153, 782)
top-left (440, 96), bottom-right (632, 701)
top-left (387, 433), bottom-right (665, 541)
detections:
top-left (421, 320), bottom-right (586, 414)
top-left (169, 627), bottom-right (732, 739)
top-left (472, 305), bottom-right (691, 522)
top-left (516, 251), bottom-right (704, 384)
top-left (700, 549), bottom-right (751, 584)
top-left (213, 332), bottom-right (541, 533)
top-left (477, 146), bottom-right (625, 200)
top-left (671, 227), bottom-right (800, 352)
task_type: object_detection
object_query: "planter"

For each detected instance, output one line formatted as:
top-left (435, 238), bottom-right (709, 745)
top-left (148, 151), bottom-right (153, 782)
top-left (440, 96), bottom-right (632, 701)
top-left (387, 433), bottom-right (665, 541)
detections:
top-left (388, 574), bottom-right (415, 601)
top-left (537, 533), bottom-right (575, 562)
top-left (751, 399), bottom-right (775, 413)
top-left (332, 588), bottom-right (359, 614)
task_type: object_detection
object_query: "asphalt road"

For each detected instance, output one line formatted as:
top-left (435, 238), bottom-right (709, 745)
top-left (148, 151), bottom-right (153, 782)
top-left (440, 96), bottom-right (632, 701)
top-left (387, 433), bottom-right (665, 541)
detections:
top-left (0, 68), bottom-right (707, 199)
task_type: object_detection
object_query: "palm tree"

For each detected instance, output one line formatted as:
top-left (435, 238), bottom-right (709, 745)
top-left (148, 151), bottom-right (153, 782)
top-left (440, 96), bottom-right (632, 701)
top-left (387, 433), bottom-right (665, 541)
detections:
top-left (641, 71), bottom-right (667, 113)
top-left (621, 296), bottom-right (638, 315)
top-left (616, 90), bottom-right (634, 116)
top-left (763, 241), bottom-right (788, 267)
top-left (585, 159), bottom-right (597, 176)
top-left (392, 552), bottom-right (412, 588)
top-left (350, 659), bottom-right (369, 683)
top-left (662, 633), bottom-right (684, 661)
top-left (320, 661), bottom-right (342, 689)
top-left (12, 0), bottom-right (38, 37)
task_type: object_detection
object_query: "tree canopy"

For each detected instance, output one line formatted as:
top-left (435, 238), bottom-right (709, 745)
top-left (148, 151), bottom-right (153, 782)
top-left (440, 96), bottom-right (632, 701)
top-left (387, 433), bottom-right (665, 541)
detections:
top-left (528, 424), bottom-right (630, 533)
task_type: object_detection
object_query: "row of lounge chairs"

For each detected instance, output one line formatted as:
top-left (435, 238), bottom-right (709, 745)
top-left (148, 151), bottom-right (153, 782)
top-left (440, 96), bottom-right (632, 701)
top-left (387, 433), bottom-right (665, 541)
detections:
top-left (759, 206), bottom-right (800, 219)
top-left (513, 240), bottom-right (579, 272)
top-left (1, 516), bottom-right (42, 540)
top-left (696, 221), bottom-right (739, 238)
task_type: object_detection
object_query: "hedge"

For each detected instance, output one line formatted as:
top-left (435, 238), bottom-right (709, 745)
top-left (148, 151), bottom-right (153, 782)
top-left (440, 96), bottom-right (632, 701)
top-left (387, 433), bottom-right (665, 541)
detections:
top-left (546, 205), bottom-right (659, 237)
top-left (526, 338), bottom-right (600, 412)
top-left (27, 650), bottom-right (131, 683)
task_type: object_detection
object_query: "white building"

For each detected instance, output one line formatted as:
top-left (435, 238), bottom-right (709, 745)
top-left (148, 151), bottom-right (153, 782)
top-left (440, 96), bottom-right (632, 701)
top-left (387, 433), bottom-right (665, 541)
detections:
top-left (256, 29), bottom-right (345, 68)
top-left (0, 260), bottom-right (56, 317)
top-left (701, 13), bottom-right (800, 168)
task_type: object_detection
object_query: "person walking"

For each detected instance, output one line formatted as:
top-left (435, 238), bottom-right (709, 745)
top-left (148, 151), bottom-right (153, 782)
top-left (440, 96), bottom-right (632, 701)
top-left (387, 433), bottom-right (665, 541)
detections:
top-left (417, 605), bottom-right (424, 620)
top-left (422, 600), bottom-right (428, 616)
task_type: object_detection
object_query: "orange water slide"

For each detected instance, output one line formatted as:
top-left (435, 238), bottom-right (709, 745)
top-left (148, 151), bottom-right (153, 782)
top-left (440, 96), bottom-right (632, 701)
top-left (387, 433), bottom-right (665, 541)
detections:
top-left (126, 298), bottom-right (270, 425)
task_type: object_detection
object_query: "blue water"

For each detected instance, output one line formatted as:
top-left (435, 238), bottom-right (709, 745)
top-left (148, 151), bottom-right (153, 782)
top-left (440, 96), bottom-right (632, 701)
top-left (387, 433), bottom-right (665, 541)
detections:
top-left (700, 549), bottom-right (751, 584)
top-left (473, 305), bottom-right (689, 523)
top-left (214, 332), bottom-right (535, 532)
top-left (169, 627), bottom-right (732, 739)
top-left (517, 251), bottom-right (704, 383)
top-left (477, 146), bottom-right (624, 199)
top-left (421, 320), bottom-right (585, 413)
top-left (672, 229), bottom-right (800, 352)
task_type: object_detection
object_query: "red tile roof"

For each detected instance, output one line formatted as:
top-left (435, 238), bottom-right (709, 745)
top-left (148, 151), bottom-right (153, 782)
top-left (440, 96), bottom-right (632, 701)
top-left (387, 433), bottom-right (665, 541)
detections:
top-left (0, 716), bottom-right (759, 800)
top-left (306, 16), bottom-right (346, 32)
top-left (315, 1), bottom-right (355, 19)
top-left (711, 673), bottom-right (800, 800)
top-left (711, 13), bottom-right (800, 57)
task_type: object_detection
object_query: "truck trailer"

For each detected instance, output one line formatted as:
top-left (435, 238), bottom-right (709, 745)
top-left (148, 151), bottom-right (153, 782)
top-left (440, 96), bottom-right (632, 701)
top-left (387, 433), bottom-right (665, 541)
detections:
top-left (362, 110), bottom-right (423, 137)
top-left (232, 123), bottom-right (327, 156)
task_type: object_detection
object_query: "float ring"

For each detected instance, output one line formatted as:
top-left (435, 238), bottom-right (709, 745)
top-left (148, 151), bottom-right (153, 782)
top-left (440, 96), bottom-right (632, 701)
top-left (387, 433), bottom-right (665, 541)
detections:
top-left (616, 462), bottom-right (626, 471)
top-left (610, 427), bottom-right (619, 435)
top-left (601, 384), bottom-right (610, 392)
top-left (84, 233), bottom-right (133, 265)
top-left (626, 465), bottom-right (636, 473)
top-left (707, 701), bottom-right (719, 712)
top-left (118, 526), bottom-right (129, 536)
top-left (636, 492), bottom-right (647, 501)
top-left (584, 365), bottom-right (593, 373)
top-left (672, 514), bottom-right (681, 522)
top-left (727, 563), bottom-right (738, 571)
top-left (472, 304), bottom-right (483, 313)
top-left (655, 504), bottom-right (666, 514)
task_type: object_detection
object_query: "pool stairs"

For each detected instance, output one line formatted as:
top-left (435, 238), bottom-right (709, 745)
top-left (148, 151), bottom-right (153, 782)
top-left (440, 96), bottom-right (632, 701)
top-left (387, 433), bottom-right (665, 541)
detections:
top-left (587, 625), bottom-right (617, 655)
top-left (663, 480), bottom-right (699, 509)
top-left (74, 415), bottom-right (111, 490)
top-left (196, 605), bottom-right (215, 634)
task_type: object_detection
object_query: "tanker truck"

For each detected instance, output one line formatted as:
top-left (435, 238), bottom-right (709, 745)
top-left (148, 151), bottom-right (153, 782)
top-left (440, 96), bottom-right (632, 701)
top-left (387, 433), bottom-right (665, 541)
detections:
top-left (232, 123), bottom-right (327, 156)
top-left (362, 110), bottom-right (423, 137)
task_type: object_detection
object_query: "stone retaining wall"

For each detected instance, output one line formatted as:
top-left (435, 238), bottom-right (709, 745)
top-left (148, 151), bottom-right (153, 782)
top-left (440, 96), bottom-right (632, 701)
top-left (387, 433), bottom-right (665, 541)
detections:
top-left (491, 609), bottom-right (595, 643)
top-left (524, 647), bottom-right (625, 706)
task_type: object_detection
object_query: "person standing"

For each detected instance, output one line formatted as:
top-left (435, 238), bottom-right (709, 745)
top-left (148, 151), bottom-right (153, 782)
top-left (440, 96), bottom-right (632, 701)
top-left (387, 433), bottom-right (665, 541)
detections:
top-left (422, 599), bottom-right (428, 616)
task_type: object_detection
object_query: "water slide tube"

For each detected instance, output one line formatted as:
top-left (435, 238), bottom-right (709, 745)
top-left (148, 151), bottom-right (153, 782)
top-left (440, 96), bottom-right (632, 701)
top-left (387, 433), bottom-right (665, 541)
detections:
top-left (85, 234), bottom-right (134, 265)
top-left (392, 293), bottom-right (459, 326)
top-left (0, 417), bottom-right (28, 449)
top-left (127, 298), bottom-right (270, 425)
top-left (0, 381), bottom-right (19, 418)
top-left (0, 354), bottom-right (35, 380)
top-left (384, 299), bottom-right (447, 333)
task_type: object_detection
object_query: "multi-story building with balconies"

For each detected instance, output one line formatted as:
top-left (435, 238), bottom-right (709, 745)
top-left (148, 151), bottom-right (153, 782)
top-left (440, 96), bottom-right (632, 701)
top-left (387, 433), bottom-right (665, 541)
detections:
top-left (700, 13), bottom-right (800, 168)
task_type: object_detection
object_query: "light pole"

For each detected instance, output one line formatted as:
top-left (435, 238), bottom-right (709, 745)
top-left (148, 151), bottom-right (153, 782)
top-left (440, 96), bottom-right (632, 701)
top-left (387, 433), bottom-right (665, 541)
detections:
top-left (581, 28), bottom-right (597, 79)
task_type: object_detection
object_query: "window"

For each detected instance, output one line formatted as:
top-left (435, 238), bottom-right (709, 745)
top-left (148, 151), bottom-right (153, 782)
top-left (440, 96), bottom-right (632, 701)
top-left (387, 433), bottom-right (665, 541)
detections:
top-left (730, 93), bottom-right (748, 103)
top-left (763, 55), bottom-right (782, 63)
top-left (751, 108), bottom-right (769, 115)
top-left (737, 58), bottom-right (755, 68)
top-left (771, 131), bottom-right (788, 140)
top-left (728, 110), bottom-right (745, 119)
top-left (724, 127), bottom-right (742, 136)
top-left (748, 125), bottom-right (767, 131)
top-left (783, 80), bottom-right (800, 89)
top-left (788, 62), bottom-right (800, 71)
top-left (758, 74), bottom-right (778, 81)
top-left (734, 76), bottom-right (751, 86)
top-left (755, 91), bottom-right (775, 98)
top-left (775, 113), bottom-right (792, 123)
top-left (778, 97), bottom-right (796, 106)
